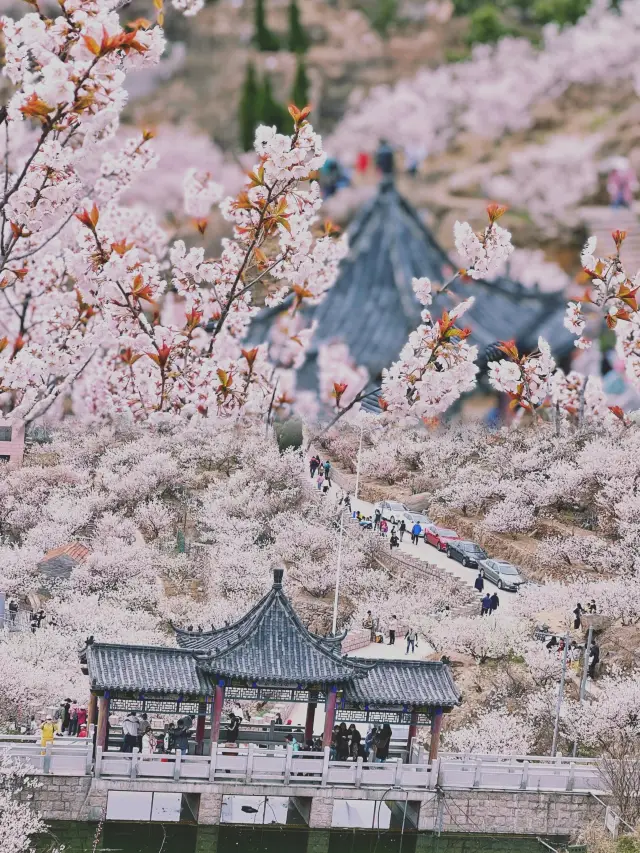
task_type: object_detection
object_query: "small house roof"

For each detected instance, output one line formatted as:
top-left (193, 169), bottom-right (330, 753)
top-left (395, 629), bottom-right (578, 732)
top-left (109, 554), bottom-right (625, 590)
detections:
top-left (344, 658), bottom-right (460, 709)
top-left (38, 542), bottom-right (90, 580)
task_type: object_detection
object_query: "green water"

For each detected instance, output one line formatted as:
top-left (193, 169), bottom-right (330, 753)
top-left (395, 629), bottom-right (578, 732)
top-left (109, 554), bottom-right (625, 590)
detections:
top-left (38, 823), bottom-right (560, 853)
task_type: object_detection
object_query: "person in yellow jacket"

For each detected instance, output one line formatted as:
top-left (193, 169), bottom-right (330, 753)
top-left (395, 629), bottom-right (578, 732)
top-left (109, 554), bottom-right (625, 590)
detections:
top-left (40, 715), bottom-right (56, 748)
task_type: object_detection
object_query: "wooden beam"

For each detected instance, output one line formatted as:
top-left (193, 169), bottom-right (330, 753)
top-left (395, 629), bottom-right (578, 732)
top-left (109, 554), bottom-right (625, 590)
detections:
top-left (428, 707), bottom-right (443, 764)
top-left (96, 695), bottom-right (109, 751)
top-left (209, 684), bottom-right (225, 754)
top-left (305, 693), bottom-right (317, 743)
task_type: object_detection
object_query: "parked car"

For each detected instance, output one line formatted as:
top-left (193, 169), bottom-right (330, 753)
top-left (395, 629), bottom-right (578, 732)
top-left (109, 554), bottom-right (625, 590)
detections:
top-left (398, 511), bottom-right (433, 529)
top-left (423, 524), bottom-right (460, 551)
top-left (478, 558), bottom-right (525, 591)
top-left (446, 540), bottom-right (488, 568)
top-left (373, 500), bottom-right (408, 524)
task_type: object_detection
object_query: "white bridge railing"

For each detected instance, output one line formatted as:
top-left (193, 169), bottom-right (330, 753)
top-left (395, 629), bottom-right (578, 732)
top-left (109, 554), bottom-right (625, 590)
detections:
top-left (0, 737), bottom-right (606, 793)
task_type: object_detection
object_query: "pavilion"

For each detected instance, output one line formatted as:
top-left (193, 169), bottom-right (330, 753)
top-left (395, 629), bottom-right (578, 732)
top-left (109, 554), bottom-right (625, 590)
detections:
top-left (80, 569), bottom-right (460, 760)
top-left (247, 176), bottom-right (575, 400)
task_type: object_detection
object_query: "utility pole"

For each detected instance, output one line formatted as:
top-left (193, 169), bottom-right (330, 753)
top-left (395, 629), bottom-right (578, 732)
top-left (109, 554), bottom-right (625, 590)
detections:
top-left (354, 422), bottom-right (364, 500)
top-left (332, 508), bottom-right (344, 635)
top-left (580, 625), bottom-right (594, 701)
top-left (551, 632), bottom-right (570, 757)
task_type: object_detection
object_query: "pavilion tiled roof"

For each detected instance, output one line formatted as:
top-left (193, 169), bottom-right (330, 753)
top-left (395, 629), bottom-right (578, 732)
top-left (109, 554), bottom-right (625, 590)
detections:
top-left (175, 571), bottom-right (372, 685)
top-left (84, 642), bottom-right (216, 695)
top-left (38, 542), bottom-right (90, 580)
top-left (344, 659), bottom-right (461, 710)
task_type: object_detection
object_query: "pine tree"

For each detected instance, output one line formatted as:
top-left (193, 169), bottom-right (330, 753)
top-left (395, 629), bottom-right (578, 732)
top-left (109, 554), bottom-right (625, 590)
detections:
top-left (257, 74), bottom-right (289, 133)
top-left (238, 62), bottom-right (259, 151)
top-left (287, 0), bottom-right (309, 53)
top-left (290, 55), bottom-right (310, 110)
top-left (254, 0), bottom-right (280, 52)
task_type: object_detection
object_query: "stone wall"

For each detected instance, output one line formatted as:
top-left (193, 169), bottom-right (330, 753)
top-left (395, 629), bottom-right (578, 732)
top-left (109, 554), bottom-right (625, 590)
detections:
top-left (28, 776), bottom-right (607, 837)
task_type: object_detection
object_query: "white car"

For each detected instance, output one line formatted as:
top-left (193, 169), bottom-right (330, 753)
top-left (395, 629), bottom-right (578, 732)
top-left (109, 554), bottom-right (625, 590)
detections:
top-left (398, 510), bottom-right (433, 530)
top-left (373, 500), bottom-right (408, 525)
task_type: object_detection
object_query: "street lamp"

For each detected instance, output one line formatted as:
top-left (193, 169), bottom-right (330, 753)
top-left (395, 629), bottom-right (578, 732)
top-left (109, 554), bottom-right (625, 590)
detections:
top-left (332, 507), bottom-right (345, 635)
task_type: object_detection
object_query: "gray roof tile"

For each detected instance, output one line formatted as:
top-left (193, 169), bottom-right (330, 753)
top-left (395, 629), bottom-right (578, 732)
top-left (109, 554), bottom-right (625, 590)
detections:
top-left (345, 659), bottom-right (461, 709)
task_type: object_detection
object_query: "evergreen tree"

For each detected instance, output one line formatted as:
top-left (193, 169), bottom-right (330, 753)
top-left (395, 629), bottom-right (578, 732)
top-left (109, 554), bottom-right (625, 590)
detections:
top-left (370, 0), bottom-right (398, 38)
top-left (238, 62), bottom-right (259, 151)
top-left (290, 55), bottom-right (310, 110)
top-left (257, 74), bottom-right (289, 133)
top-left (287, 0), bottom-right (310, 53)
top-left (254, 0), bottom-right (280, 51)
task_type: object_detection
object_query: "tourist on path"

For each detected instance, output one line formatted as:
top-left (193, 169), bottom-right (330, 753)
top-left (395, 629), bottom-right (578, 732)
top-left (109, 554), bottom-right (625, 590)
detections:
top-left (589, 642), bottom-right (600, 679)
top-left (316, 471), bottom-right (324, 491)
top-left (348, 724), bottom-right (362, 759)
top-left (364, 726), bottom-right (377, 761)
top-left (363, 610), bottom-right (375, 642)
top-left (390, 529), bottom-right (399, 550)
top-left (174, 722), bottom-right (189, 754)
top-left (40, 716), bottom-right (56, 748)
top-left (310, 456), bottom-right (320, 478)
top-left (588, 599), bottom-right (597, 614)
top-left (336, 722), bottom-right (350, 761)
top-left (122, 711), bottom-right (139, 753)
top-left (388, 615), bottom-right (398, 645)
top-left (490, 592), bottom-right (499, 613)
top-left (68, 700), bottom-right (79, 736)
top-left (374, 508), bottom-right (382, 530)
top-left (399, 520), bottom-right (406, 542)
top-left (474, 573), bottom-right (484, 593)
top-left (374, 724), bottom-right (392, 763)
top-left (411, 522), bottom-right (422, 545)
top-left (573, 603), bottom-right (583, 630)
top-left (380, 519), bottom-right (388, 537)
top-left (481, 593), bottom-right (492, 616)
top-left (323, 460), bottom-right (332, 485)
top-left (405, 628), bottom-right (418, 654)
top-left (137, 713), bottom-right (148, 751)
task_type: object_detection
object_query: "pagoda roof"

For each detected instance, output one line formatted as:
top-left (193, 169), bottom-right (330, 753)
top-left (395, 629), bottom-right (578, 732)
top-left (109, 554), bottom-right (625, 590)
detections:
top-left (248, 178), bottom-right (574, 391)
top-left (175, 570), bottom-right (370, 685)
top-left (82, 642), bottom-right (215, 696)
top-left (81, 570), bottom-right (461, 709)
top-left (344, 658), bottom-right (460, 709)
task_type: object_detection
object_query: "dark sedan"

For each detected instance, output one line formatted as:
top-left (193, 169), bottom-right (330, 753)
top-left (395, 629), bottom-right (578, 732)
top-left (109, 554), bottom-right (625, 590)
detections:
top-left (446, 540), bottom-right (488, 568)
top-left (477, 558), bottom-right (526, 591)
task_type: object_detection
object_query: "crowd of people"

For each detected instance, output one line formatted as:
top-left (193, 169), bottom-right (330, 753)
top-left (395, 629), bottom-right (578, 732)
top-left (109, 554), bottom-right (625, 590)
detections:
top-left (330, 722), bottom-right (393, 763)
top-left (38, 699), bottom-right (89, 746)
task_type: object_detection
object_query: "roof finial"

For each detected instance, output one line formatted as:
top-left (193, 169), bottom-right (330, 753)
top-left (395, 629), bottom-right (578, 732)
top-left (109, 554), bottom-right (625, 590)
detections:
top-left (273, 568), bottom-right (284, 589)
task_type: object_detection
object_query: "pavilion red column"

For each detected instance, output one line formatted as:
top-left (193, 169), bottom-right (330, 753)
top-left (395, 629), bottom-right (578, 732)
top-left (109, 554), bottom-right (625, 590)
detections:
top-left (305, 693), bottom-right (318, 742)
top-left (195, 701), bottom-right (206, 753)
top-left (87, 693), bottom-right (98, 729)
top-left (96, 695), bottom-right (109, 751)
top-left (406, 709), bottom-right (419, 756)
top-left (322, 688), bottom-right (337, 748)
top-left (209, 684), bottom-right (225, 755)
top-left (428, 707), bottom-right (443, 764)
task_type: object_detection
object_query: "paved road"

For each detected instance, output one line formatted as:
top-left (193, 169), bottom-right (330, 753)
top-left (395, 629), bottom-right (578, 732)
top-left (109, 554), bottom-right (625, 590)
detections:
top-left (328, 484), bottom-right (519, 614)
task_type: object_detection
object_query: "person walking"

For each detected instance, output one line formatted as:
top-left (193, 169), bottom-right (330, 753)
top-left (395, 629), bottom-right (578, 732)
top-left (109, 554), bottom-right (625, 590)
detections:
top-left (481, 593), bottom-right (492, 616)
top-left (388, 615), bottom-right (398, 645)
top-left (336, 722), bottom-right (350, 761)
top-left (364, 726), bottom-right (377, 762)
top-left (489, 592), bottom-right (500, 613)
top-left (316, 470), bottom-right (324, 491)
top-left (348, 724), bottom-right (362, 760)
top-left (275, 713), bottom-right (283, 725)
top-left (122, 711), bottom-right (139, 753)
top-left (411, 521), bottom-right (422, 545)
top-left (76, 705), bottom-right (87, 734)
top-left (390, 529), bottom-right (399, 550)
top-left (573, 603), bottom-right (584, 630)
top-left (474, 573), bottom-right (484, 594)
top-left (374, 724), bottom-right (392, 763)
top-left (363, 611), bottom-right (375, 642)
top-left (405, 628), bottom-right (418, 654)
top-left (588, 599), bottom-right (597, 614)
top-left (68, 700), bottom-right (79, 736)
top-left (174, 723), bottom-right (189, 755)
top-left (374, 508), bottom-right (382, 530)
top-left (380, 519), bottom-right (388, 537)
top-left (40, 716), bottom-right (56, 749)
top-left (310, 456), bottom-right (319, 478)
top-left (399, 520), bottom-right (406, 542)
top-left (137, 713), bottom-right (149, 751)
top-left (323, 460), bottom-right (332, 485)
top-left (8, 598), bottom-right (18, 624)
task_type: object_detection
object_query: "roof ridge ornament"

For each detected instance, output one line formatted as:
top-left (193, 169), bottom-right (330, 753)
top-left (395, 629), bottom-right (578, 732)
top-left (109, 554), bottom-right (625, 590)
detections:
top-left (273, 567), bottom-right (284, 589)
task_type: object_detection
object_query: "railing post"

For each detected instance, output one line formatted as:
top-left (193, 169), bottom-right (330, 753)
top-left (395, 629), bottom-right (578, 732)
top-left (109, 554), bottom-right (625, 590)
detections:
top-left (284, 743), bottom-right (293, 784)
top-left (429, 757), bottom-right (440, 790)
top-left (208, 743), bottom-right (218, 782)
top-left (520, 760), bottom-right (529, 790)
top-left (85, 740), bottom-right (93, 775)
top-left (566, 762), bottom-right (575, 792)
top-left (173, 749), bottom-right (183, 782)
top-left (473, 759), bottom-right (482, 788)
top-left (355, 756), bottom-right (364, 788)
top-left (418, 745), bottom-right (425, 765)
top-left (43, 745), bottom-right (52, 775)
top-left (245, 744), bottom-right (255, 784)
top-left (130, 748), bottom-right (139, 780)
top-left (393, 758), bottom-right (402, 787)
top-left (321, 746), bottom-right (330, 787)
top-left (95, 746), bottom-right (103, 778)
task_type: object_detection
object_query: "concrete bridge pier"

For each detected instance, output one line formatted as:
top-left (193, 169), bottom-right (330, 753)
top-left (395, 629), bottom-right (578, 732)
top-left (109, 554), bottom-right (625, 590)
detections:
top-left (289, 794), bottom-right (334, 829)
top-left (198, 792), bottom-right (223, 825)
top-left (195, 825), bottom-right (219, 853)
top-left (306, 829), bottom-right (331, 853)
